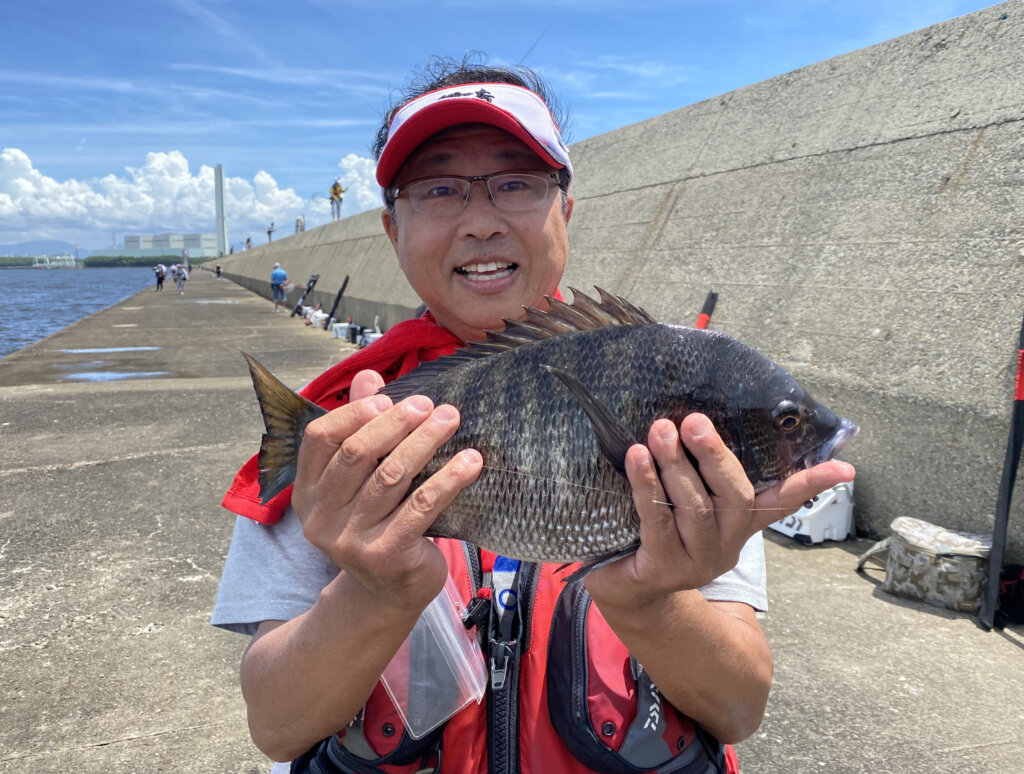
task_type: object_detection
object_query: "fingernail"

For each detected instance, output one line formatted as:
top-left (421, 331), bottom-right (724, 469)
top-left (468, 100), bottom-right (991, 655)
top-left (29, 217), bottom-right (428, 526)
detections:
top-left (459, 449), bottom-right (482, 466)
top-left (434, 405), bottom-right (457, 422)
top-left (407, 395), bottom-right (431, 414)
top-left (368, 394), bottom-right (391, 413)
top-left (689, 415), bottom-right (711, 439)
top-left (657, 420), bottom-right (676, 442)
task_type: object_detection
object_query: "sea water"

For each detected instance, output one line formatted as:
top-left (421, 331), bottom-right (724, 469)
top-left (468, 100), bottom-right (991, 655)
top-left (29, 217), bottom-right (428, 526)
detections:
top-left (0, 267), bottom-right (154, 360)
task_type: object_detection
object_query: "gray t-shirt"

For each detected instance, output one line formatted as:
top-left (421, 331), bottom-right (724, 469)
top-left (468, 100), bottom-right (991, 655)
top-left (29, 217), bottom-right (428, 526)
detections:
top-left (211, 507), bottom-right (768, 635)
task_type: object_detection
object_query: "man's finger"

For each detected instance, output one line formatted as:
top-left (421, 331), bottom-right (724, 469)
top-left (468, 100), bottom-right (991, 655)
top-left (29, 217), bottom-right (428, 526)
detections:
top-left (752, 460), bottom-right (856, 529)
top-left (386, 447), bottom-right (484, 543)
top-left (344, 400), bottom-right (462, 525)
top-left (350, 369), bottom-right (385, 402)
top-left (294, 393), bottom-right (393, 495)
top-left (677, 413), bottom-right (754, 517)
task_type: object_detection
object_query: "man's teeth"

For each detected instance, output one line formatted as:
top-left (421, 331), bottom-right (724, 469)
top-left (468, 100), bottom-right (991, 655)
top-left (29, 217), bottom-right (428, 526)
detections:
top-left (457, 262), bottom-right (514, 279)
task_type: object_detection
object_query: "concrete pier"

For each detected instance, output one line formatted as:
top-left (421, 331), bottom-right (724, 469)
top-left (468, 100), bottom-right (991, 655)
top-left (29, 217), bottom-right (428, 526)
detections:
top-left (1, 269), bottom-right (1022, 772)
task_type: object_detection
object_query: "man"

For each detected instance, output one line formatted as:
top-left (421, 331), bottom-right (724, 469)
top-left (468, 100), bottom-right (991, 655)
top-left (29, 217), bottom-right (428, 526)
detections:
top-left (330, 177), bottom-right (348, 221)
top-left (213, 59), bottom-right (854, 773)
top-left (175, 262), bottom-right (188, 295)
top-left (267, 222), bottom-right (275, 243)
top-left (269, 261), bottom-right (288, 313)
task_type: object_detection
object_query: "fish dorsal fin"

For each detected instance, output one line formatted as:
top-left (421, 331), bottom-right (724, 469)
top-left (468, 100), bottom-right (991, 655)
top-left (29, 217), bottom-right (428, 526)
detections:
top-left (379, 287), bottom-right (656, 402)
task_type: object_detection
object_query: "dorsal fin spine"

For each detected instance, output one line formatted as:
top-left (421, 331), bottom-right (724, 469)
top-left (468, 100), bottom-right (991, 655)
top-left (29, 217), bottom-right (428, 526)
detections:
top-left (378, 287), bottom-right (656, 402)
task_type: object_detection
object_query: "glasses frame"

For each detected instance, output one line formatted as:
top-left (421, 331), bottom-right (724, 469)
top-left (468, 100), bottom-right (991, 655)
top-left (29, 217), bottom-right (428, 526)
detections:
top-left (386, 169), bottom-right (561, 213)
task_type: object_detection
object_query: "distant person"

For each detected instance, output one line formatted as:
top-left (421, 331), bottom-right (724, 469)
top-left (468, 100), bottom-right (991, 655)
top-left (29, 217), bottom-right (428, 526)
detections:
top-left (267, 222), bottom-right (275, 243)
top-left (246, 237), bottom-right (252, 250)
top-left (175, 264), bottom-right (189, 295)
top-left (153, 264), bottom-right (166, 292)
top-left (270, 261), bottom-right (288, 313)
top-left (216, 263), bottom-right (222, 279)
top-left (329, 178), bottom-right (348, 221)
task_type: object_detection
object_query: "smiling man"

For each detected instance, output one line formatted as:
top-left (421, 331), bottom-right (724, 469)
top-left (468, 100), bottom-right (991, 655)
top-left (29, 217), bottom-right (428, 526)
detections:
top-left (213, 57), bottom-right (854, 774)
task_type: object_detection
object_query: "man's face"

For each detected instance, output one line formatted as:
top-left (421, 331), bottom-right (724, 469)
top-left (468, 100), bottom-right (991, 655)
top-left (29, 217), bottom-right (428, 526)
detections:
top-left (381, 125), bottom-right (573, 342)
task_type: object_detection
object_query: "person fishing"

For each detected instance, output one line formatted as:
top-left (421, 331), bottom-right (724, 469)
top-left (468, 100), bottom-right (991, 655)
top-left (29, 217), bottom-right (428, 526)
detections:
top-left (330, 177), bottom-right (349, 221)
top-left (212, 56), bottom-right (855, 774)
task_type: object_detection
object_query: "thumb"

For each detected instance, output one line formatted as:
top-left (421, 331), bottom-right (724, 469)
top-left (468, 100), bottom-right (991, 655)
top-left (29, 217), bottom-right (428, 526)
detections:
top-left (350, 369), bottom-right (386, 402)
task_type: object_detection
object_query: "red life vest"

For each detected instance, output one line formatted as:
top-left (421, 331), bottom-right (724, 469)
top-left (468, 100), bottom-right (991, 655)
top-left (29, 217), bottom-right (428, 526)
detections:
top-left (294, 540), bottom-right (739, 774)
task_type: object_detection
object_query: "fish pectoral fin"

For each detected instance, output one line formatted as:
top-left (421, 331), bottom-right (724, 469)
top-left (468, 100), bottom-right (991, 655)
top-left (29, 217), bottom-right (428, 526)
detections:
top-left (558, 541), bottom-right (641, 584)
top-left (542, 365), bottom-right (637, 475)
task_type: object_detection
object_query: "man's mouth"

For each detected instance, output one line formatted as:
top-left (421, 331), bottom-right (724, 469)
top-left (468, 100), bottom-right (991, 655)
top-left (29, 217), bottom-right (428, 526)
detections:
top-left (455, 261), bottom-right (517, 281)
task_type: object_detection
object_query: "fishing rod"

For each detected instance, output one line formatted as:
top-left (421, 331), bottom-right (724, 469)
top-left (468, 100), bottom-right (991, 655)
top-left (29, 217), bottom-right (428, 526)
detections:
top-left (291, 274), bottom-right (320, 318)
top-left (323, 275), bottom-right (350, 330)
top-left (695, 291), bottom-right (718, 329)
top-left (978, 311), bottom-right (1024, 630)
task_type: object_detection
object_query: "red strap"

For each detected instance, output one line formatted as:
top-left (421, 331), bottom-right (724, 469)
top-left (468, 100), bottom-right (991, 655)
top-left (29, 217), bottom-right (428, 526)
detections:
top-left (1015, 350), bottom-right (1024, 401)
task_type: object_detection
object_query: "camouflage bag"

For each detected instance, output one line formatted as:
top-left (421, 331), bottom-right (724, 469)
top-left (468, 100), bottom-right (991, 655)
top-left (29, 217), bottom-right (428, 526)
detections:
top-left (856, 517), bottom-right (992, 614)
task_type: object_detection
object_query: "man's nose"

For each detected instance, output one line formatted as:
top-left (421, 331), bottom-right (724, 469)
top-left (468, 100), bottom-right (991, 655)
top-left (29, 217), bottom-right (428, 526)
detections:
top-left (457, 180), bottom-right (507, 239)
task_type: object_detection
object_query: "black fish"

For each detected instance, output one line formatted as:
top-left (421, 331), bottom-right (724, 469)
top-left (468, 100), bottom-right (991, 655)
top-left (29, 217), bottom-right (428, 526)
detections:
top-left (244, 288), bottom-right (858, 576)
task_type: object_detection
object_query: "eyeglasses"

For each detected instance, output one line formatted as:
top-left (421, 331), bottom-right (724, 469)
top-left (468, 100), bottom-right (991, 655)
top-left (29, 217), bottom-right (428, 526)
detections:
top-left (389, 170), bottom-right (559, 215)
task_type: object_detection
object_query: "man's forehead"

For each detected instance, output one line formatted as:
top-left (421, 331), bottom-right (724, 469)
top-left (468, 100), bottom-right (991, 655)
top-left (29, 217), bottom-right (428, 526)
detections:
top-left (401, 124), bottom-right (545, 173)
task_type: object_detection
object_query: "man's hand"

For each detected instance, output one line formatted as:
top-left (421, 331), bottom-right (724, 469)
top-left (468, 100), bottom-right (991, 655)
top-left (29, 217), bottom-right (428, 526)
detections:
top-left (290, 369), bottom-right (483, 609)
top-left (585, 413), bottom-right (855, 611)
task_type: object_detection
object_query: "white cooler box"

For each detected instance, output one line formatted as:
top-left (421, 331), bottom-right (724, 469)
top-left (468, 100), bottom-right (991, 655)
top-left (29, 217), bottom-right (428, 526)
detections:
top-left (768, 482), bottom-right (854, 544)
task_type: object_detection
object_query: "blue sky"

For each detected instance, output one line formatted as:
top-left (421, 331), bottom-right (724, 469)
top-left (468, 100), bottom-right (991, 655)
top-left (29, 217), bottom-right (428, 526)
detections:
top-left (0, 0), bottom-right (996, 251)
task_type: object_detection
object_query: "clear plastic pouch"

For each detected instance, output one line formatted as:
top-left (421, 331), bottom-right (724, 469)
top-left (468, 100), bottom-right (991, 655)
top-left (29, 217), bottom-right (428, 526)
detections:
top-left (380, 575), bottom-right (488, 739)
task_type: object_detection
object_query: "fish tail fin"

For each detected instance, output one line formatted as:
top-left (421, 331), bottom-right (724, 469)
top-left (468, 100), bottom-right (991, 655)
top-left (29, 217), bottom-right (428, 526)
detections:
top-left (242, 352), bottom-right (328, 503)
top-left (558, 541), bottom-right (641, 584)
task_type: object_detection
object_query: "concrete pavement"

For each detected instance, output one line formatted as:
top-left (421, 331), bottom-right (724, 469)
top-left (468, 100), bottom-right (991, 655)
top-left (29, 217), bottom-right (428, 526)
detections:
top-left (0, 268), bottom-right (1021, 773)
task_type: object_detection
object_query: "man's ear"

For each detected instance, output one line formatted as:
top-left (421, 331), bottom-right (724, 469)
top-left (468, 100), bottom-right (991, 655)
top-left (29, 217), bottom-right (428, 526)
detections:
top-left (381, 209), bottom-right (398, 247)
top-left (564, 194), bottom-right (574, 224)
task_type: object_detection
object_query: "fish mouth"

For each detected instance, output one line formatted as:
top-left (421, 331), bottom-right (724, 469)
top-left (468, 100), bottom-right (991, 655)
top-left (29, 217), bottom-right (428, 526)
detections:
top-left (803, 418), bottom-right (860, 468)
top-left (455, 260), bottom-right (517, 282)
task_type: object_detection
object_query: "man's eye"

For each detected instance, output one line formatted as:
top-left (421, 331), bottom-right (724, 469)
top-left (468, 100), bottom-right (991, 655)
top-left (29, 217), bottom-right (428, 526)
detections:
top-left (422, 182), bottom-right (460, 198)
top-left (496, 177), bottom-right (534, 194)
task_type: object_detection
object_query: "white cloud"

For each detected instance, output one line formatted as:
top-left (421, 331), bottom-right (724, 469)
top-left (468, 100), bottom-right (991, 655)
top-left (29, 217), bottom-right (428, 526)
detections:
top-left (0, 147), bottom-right (382, 248)
top-left (337, 153), bottom-right (383, 214)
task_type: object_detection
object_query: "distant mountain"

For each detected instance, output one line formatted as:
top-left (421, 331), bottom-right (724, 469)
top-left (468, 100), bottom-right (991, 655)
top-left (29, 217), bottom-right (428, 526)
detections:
top-left (0, 240), bottom-right (92, 258)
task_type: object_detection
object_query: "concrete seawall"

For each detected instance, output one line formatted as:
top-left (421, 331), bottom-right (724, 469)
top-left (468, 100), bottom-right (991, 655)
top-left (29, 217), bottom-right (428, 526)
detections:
top-left (217, 2), bottom-right (1024, 559)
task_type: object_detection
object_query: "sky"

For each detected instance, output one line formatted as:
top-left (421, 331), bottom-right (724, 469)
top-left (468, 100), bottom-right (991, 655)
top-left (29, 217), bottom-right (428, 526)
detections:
top-left (0, 0), bottom-right (998, 252)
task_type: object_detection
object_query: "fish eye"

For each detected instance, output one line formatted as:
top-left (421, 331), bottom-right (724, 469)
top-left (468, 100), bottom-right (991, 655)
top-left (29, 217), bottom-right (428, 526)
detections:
top-left (772, 401), bottom-right (802, 432)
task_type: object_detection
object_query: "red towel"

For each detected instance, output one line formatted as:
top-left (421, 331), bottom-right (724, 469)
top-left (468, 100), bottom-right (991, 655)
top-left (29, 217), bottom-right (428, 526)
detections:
top-left (222, 314), bottom-right (462, 524)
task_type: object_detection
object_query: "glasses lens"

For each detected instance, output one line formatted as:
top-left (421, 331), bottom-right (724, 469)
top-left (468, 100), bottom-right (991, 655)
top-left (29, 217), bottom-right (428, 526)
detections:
top-left (401, 172), bottom-right (553, 214)
top-left (405, 178), bottom-right (470, 215)
top-left (487, 173), bottom-right (551, 211)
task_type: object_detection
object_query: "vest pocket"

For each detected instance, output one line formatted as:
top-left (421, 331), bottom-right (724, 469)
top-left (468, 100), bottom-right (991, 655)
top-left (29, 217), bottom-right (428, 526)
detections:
top-left (545, 581), bottom-right (726, 774)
